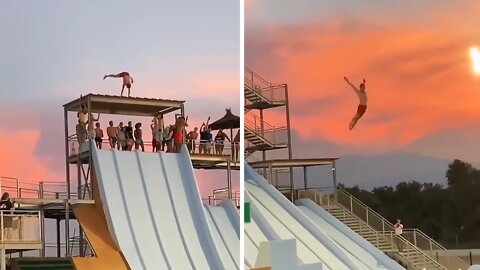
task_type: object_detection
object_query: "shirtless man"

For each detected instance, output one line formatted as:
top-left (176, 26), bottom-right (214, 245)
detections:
top-left (94, 123), bottom-right (104, 149)
top-left (186, 127), bottom-right (199, 153)
top-left (106, 121), bottom-right (117, 149)
top-left (344, 76), bottom-right (368, 130)
top-left (77, 105), bottom-right (88, 148)
top-left (103, 71), bottom-right (134, 97)
top-left (77, 104), bottom-right (100, 146)
top-left (173, 116), bottom-right (188, 153)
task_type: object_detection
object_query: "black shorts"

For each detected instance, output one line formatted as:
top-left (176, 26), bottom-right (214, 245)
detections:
top-left (95, 137), bottom-right (103, 143)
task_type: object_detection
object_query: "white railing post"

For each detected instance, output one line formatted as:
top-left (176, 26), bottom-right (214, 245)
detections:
top-left (349, 195), bottom-right (353, 212)
top-left (365, 207), bottom-right (369, 225)
top-left (413, 230), bottom-right (417, 247)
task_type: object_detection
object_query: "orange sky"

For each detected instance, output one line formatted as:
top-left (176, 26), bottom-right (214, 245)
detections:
top-left (246, 1), bottom-right (480, 159)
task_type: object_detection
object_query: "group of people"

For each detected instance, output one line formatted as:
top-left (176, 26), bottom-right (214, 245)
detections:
top-left (75, 107), bottom-right (240, 159)
top-left (76, 111), bottom-right (190, 154)
top-left (184, 117), bottom-right (240, 159)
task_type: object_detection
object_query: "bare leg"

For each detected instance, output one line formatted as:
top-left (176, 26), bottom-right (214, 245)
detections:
top-left (128, 87), bottom-right (131, 97)
top-left (104, 74), bottom-right (122, 80)
top-left (121, 85), bottom-right (125, 97)
top-left (349, 113), bottom-right (362, 130)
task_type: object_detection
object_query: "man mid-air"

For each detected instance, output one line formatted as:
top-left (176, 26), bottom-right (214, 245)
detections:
top-left (104, 71), bottom-right (134, 97)
top-left (344, 76), bottom-right (368, 130)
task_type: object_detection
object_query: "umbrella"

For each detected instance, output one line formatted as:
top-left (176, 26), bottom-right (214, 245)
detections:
top-left (209, 108), bottom-right (240, 160)
top-left (208, 108), bottom-right (240, 130)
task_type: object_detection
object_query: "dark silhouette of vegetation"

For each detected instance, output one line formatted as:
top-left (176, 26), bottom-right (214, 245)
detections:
top-left (341, 159), bottom-right (480, 248)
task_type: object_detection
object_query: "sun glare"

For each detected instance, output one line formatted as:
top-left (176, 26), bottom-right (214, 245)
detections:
top-left (470, 47), bottom-right (480, 75)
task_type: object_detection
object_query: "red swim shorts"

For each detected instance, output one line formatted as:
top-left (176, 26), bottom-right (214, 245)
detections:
top-left (174, 132), bottom-right (183, 142)
top-left (357, 104), bottom-right (367, 116)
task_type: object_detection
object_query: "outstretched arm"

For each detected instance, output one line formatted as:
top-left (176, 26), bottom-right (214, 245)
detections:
top-left (206, 116), bottom-right (210, 126)
top-left (344, 76), bottom-right (359, 92)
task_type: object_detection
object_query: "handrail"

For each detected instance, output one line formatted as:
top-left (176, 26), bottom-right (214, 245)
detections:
top-left (244, 67), bottom-right (287, 103)
top-left (403, 228), bottom-right (446, 250)
top-left (381, 231), bottom-right (446, 270)
top-left (336, 186), bottom-right (396, 230)
top-left (245, 67), bottom-right (285, 89)
top-left (244, 116), bottom-right (287, 146)
top-left (308, 190), bottom-right (447, 270)
top-left (335, 186), bottom-right (469, 268)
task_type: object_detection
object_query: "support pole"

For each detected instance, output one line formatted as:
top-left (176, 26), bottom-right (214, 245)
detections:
top-left (1, 246), bottom-right (5, 270)
top-left (65, 201), bottom-right (70, 257)
top-left (284, 85), bottom-right (294, 199)
top-left (303, 166), bottom-right (308, 191)
top-left (57, 219), bottom-right (61, 257)
top-left (39, 182), bottom-right (46, 257)
top-left (332, 160), bottom-right (338, 200)
top-left (64, 107), bottom-right (70, 200)
top-left (290, 166), bottom-right (294, 201)
top-left (227, 157), bottom-right (232, 199)
top-left (268, 162), bottom-right (273, 185)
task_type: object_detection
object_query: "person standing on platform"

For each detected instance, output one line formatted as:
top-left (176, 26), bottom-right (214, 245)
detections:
top-left (94, 122), bottom-right (104, 149)
top-left (117, 122), bottom-right (127, 151)
top-left (77, 104), bottom-right (99, 148)
top-left (125, 121), bottom-right (134, 151)
top-left (134, 122), bottom-right (145, 152)
top-left (214, 129), bottom-right (230, 155)
top-left (173, 116), bottom-right (188, 153)
top-left (107, 121), bottom-right (117, 149)
top-left (234, 129), bottom-right (240, 162)
top-left (103, 71), bottom-right (134, 97)
top-left (186, 127), bottom-right (199, 153)
top-left (199, 117), bottom-right (210, 154)
top-left (394, 219), bottom-right (404, 252)
top-left (152, 113), bottom-right (164, 152)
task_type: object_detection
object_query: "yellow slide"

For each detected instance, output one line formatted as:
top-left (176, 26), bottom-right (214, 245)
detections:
top-left (72, 204), bottom-right (130, 270)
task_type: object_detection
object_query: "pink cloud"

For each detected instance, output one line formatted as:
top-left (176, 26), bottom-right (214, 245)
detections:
top-left (246, 11), bottom-right (480, 152)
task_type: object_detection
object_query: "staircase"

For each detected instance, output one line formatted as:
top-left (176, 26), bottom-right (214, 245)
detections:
top-left (11, 258), bottom-right (75, 270)
top-left (244, 116), bottom-right (287, 153)
top-left (244, 67), bottom-right (286, 110)
top-left (298, 189), bottom-right (470, 270)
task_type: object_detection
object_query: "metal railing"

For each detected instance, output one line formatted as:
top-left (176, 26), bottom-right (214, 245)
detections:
top-left (244, 115), bottom-right (288, 147)
top-left (333, 187), bottom-right (469, 269)
top-left (244, 67), bottom-right (287, 103)
top-left (69, 137), bottom-right (241, 163)
top-left (202, 190), bottom-right (240, 208)
top-left (297, 189), bottom-right (446, 270)
top-left (0, 177), bottom-right (76, 200)
top-left (381, 231), bottom-right (446, 270)
top-left (0, 210), bottom-right (41, 244)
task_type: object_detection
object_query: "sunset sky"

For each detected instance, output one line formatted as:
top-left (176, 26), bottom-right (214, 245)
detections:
top-left (0, 1), bottom-right (239, 195)
top-left (246, 1), bottom-right (480, 187)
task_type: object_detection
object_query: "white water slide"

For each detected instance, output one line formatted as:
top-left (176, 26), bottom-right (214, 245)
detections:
top-left (244, 164), bottom-right (404, 270)
top-left (91, 143), bottom-right (239, 270)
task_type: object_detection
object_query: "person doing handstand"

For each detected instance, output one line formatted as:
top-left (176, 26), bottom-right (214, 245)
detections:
top-left (103, 71), bottom-right (134, 97)
top-left (344, 76), bottom-right (368, 130)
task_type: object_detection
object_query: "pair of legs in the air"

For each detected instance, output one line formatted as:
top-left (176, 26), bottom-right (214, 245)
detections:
top-left (349, 105), bottom-right (367, 130)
